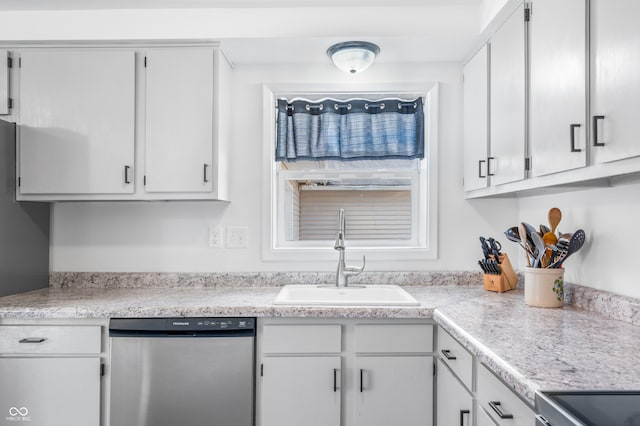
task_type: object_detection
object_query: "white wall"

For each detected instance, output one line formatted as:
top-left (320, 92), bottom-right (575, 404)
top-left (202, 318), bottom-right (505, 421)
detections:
top-left (51, 61), bottom-right (518, 272)
top-left (518, 181), bottom-right (640, 299)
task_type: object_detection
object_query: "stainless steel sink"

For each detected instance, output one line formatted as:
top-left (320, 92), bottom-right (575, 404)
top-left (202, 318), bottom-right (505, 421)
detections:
top-left (272, 284), bottom-right (420, 306)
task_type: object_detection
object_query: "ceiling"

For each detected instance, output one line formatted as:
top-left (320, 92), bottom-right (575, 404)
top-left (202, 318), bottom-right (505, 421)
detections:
top-left (0, 0), bottom-right (488, 64)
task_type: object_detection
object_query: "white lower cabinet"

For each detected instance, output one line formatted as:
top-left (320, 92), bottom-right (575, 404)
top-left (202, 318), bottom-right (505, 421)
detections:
top-left (0, 357), bottom-right (100, 426)
top-left (260, 356), bottom-right (341, 426)
top-left (437, 327), bottom-right (536, 426)
top-left (0, 322), bottom-right (104, 426)
top-left (257, 319), bottom-right (434, 426)
top-left (355, 356), bottom-right (433, 426)
top-left (476, 361), bottom-right (536, 426)
top-left (436, 359), bottom-right (473, 426)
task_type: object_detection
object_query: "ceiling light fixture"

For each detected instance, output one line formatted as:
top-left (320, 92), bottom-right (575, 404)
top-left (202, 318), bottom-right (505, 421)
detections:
top-left (327, 41), bottom-right (380, 74)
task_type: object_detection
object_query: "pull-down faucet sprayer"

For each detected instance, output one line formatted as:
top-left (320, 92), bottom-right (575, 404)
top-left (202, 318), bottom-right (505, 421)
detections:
top-left (334, 208), bottom-right (365, 287)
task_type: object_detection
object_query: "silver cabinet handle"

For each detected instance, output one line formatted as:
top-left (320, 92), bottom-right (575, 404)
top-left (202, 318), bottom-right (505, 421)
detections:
top-left (19, 337), bottom-right (46, 344)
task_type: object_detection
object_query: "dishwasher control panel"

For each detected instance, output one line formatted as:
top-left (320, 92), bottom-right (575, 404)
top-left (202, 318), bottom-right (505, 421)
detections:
top-left (109, 317), bottom-right (256, 336)
top-left (166, 317), bottom-right (255, 331)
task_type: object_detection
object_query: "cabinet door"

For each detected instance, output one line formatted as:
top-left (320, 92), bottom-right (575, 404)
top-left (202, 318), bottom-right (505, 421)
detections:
top-left (18, 50), bottom-right (135, 195)
top-left (0, 50), bottom-right (8, 115)
top-left (0, 357), bottom-right (100, 426)
top-left (260, 356), bottom-right (341, 426)
top-left (464, 44), bottom-right (490, 191)
top-left (591, 0), bottom-right (640, 163)
top-left (490, 4), bottom-right (527, 185)
top-left (145, 48), bottom-right (214, 193)
top-left (355, 356), bottom-right (433, 426)
top-left (529, 0), bottom-right (587, 176)
top-left (436, 359), bottom-right (473, 426)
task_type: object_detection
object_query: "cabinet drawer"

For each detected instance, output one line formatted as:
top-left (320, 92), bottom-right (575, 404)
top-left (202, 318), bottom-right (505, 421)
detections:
top-left (355, 324), bottom-right (433, 353)
top-left (262, 325), bottom-right (341, 354)
top-left (477, 363), bottom-right (535, 426)
top-left (437, 327), bottom-right (473, 391)
top-left (0, 326), bottom-right (101, 354)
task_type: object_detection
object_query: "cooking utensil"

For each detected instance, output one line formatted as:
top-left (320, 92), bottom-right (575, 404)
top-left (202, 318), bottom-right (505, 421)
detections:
top-left (519, 222), bottom-right (530, 244)
top-left (505, 227), bottom-right (535, 264)
top-left (539, 224), bottom-right (551, 235)
top-left (548, 208), bottom-right (562, 234)
top-left (548, 229), bottom-right (585, 268)
top-left (504, 226), bottom-right (521, 243)
top-left (530, 231), bottom-right (546, 268)
top-left (542, 208), bottom-right (562, 265)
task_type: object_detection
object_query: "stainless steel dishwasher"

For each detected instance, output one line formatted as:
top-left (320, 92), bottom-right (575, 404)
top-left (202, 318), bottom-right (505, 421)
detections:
top-left (109, 317), bottom-right (255, 426)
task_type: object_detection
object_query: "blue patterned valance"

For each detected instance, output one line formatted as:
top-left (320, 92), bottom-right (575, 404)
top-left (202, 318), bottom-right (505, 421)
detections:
top-left (276, 98), bottom-right (424, 161)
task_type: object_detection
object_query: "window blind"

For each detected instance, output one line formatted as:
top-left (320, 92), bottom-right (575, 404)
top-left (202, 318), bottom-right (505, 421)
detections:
top-left (298, 189), bottom-right (412, 240)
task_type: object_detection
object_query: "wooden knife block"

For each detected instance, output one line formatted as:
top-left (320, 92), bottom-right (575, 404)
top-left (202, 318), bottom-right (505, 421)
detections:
top-left (483, 253), bottom-right (518, 293)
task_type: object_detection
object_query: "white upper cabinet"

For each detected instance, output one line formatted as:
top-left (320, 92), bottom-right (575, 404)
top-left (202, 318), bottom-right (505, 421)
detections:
top-left (529, 0), bottom-right (587, 177)
top-left (15, 43), bottom-right (231, 201)
top-left (0, 50), bottom-right (9, 115)
top-left (144, 48), bottom-right (214, 194)
top-left (18, 50), bottom-right (135, 196)
top-left (591, 0), bottom-right (640, 164)
top-left (489, 3), bottom-right (527, 186)
top-left (463, 44), bottom-right (490, 191)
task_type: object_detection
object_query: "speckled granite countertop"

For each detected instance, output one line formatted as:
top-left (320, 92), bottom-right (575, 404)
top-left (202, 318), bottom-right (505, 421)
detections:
top-left (0, 283), bottom-right (638, 407)
top-left (435, 289), bottom-right (640, 404)
top-left (0, 285), bottom-right (485, 319)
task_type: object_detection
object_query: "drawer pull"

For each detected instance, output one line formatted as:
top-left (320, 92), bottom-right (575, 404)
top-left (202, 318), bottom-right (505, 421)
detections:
top-left (460, 409), bottom-right (470, 426)
top-left (333, 368), bottom-right (337, 392)
top-left (441, 349), bottom-right (457, 360)
top-left (488, 401), bottom-right (513, 419)
top-left (19, 337), bottom-right (46, 344)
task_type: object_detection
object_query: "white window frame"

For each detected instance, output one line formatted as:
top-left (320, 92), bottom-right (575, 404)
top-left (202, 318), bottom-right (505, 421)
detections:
top-left (261, 83), bottom-right (439, 264)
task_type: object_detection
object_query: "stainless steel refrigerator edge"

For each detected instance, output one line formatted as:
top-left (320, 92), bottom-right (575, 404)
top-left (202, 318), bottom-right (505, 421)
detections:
top-left (0, 119), bottom-right (50, 297)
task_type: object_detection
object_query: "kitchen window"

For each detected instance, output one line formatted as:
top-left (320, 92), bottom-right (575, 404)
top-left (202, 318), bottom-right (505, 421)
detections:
top-left (262, 84), bottom-right (439, 263)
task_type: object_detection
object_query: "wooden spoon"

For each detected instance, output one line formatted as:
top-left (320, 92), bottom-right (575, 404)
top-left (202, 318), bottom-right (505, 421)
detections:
top-left (547, 208), bottom-right (562, 234)
top-left (543, 208), bottom-right (562, 264)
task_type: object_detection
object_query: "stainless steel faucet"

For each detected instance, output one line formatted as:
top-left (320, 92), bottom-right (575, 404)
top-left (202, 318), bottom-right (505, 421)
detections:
top-left (334, 208), bottom-right (365, 287)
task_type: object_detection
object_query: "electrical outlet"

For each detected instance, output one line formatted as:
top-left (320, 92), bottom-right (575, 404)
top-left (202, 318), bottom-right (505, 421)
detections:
top-left (208, 226), bottom-right (223, 248)
top-left (226, 226), bottom-right (248, 248)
